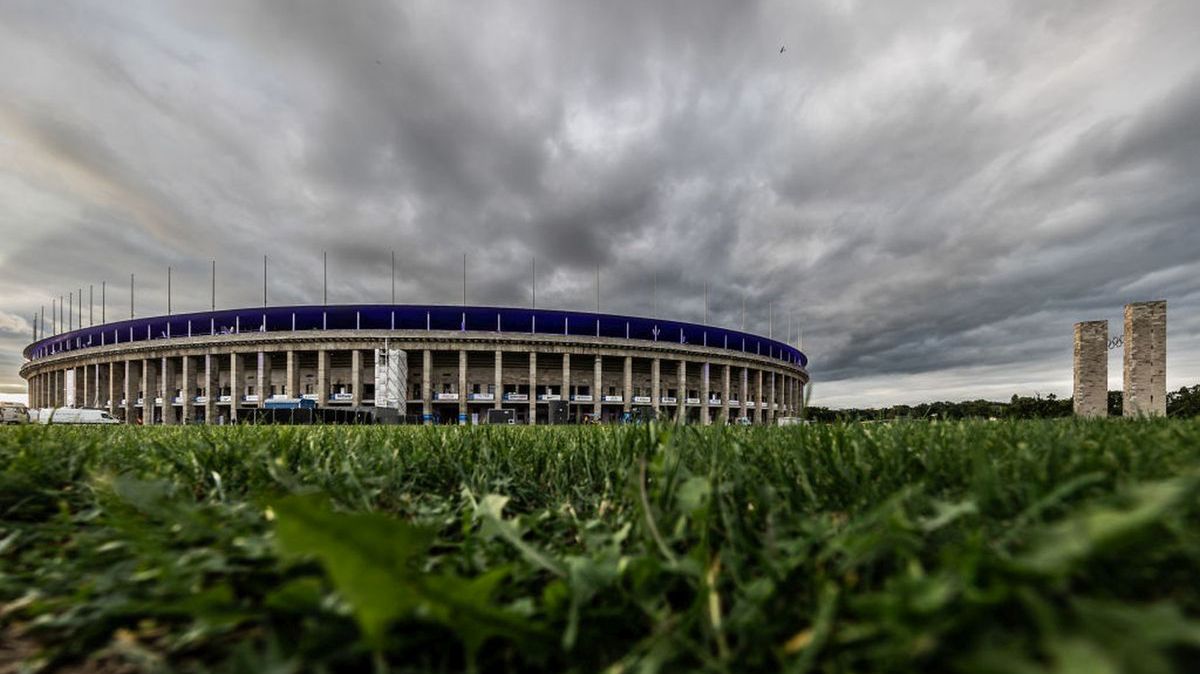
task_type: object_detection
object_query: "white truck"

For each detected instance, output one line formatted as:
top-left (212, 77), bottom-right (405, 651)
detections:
top-left (0, 402), bottom-right (30, 424)
top-left (32, 408), bottom-right (121, 425)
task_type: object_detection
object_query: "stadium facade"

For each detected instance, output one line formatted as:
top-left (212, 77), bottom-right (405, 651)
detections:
top-left (20, 304), bottom-right (809, 424)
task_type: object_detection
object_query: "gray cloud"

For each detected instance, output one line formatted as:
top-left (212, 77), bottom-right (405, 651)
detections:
top-left (1, 0), bottom-right (1199, 406)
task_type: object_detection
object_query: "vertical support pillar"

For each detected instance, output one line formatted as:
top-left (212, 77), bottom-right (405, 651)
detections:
top-left (351, 349), bottom-right (362, 407)
top-left (755, 369), bottom-right (764, 424)
top-left (458, 349), bottom-right (468, 424)
top-left (768, 371), bottom-right (776, 425)
top-left (229, 353), bottom-right (240, 423)
top-left (721, 364), bottom-right (731, 424)
top-left (562, 353), bottom-right (571, 421)
top-left (181, 356), bottom-right (193, 424)
top-left (422, 349), bottom-right (432, 424)
top-left (651, 358), bottom-right (661, 415)
top-left (257, 351), bottom-right (268, 406)
top-left (494, 350), bottom-right (503, 410)
top-left (528, 351), bottom-right (538, 424)
top-left (701, 361), bottom-right (710, 426)
top-left (81, 365), bottom-right (90, 409)
top-left (123, 361), bottom-right (133, 422)
top-left (286, 350), bottom-right (298, 399)
top-left (593, 355), bottom-right (603, 419)
top-left (1123, 301), bottom-right (1167, 417)
top-left (623, 356), bottom-right (633, 413)
top-left (141, 359), bottom-right (154, 424)
top-left (161, 356), bottom-right (176, 425)
top-left (678, 359), bottom-right (687, 423)
top-left (317, 349), bottom-right (329, 408)
top-left (204, 354), bottom-right (216, 424)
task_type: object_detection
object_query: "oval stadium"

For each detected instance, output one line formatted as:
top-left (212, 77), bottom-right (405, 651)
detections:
top-left (20, 304), bottom-right (809, 424)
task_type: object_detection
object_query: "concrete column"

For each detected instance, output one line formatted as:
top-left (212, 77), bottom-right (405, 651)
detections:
top-left (161, 357), bottom-right (176, 425)
top-left (123, 361), bottom-right (133, 422)
top-left (562, 353), bottom-right (571, 419)
top-left (677, 359), bottom-right (687, 423)
top-left (81, 365), bottom-right (90, 409)
top-left (351, 349), bottom-right (362, 407)
top-left (422, 349), bottom-right (432, 424)
top-left (755, 369), bottom-right (764, 424)
top-left (721, 364), bottom-right (731, 424)
top-left (286, 350), bottom-right (298, 398)
top-left (623, 356), bottom-right (633, 413)
top-left (593, 355), bottom-right (603, 418)
top-left (528, 351), bottom-right (538, 424)
top-left (257, 351), bottom-right (267, 407)
top-left (181, 356), bottom-right (193, 424)
top-left (317, 349), bottom-right (329, 408)
top-left (204, 355), bottom-right (216, 424)
top-left (229, 353), bottom-right (240, 423)
top-left (651, 358), bottom-right (661, 415)
top-left (494, 350), bottom-right (503, 410)
top-left (1073, 321), bottom-right (1107, 418)
top-left (458, 349), bottom-right (468, 424)
top-left (701, 362), bottom-right (710, 426)
top-left (768, 372), bottom-right (776, 425)
top-left (1123, 300), bottom-right (1167, 417)
top-left (140, 359), bottom-right (152, 423)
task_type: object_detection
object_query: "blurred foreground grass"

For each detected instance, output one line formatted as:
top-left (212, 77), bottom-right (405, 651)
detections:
top-left (2, 420), bottom-right (1200, 673)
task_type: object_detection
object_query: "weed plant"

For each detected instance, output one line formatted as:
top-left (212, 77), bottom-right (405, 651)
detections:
top-left (2, 420), bottom-right (1200, 672)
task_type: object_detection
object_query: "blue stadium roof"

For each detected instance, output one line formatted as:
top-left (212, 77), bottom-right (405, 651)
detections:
top-left (25, 304), bottom-right (808, 368)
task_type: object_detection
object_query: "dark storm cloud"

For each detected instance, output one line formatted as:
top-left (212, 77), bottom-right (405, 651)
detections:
top-left (2, 0), bottom-right (1199, 406)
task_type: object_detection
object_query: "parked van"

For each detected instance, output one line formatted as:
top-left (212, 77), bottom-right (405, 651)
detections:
top-left (0, 402), bottom-right (30, 424)
top-left (34, 408), bottom-right (121, 425)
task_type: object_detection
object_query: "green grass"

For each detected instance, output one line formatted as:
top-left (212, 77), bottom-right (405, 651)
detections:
top-left (2, 421), bottom-right (1200, 673)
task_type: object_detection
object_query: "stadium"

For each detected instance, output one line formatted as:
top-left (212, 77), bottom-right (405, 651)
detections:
top-left (19, 304), bottom-right (809, 424)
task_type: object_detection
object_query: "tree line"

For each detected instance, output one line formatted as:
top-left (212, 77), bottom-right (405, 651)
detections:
top-left (807, 384), bottom-right (1200, 422)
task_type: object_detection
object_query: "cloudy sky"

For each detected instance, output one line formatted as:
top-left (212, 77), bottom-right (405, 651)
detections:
top-left (1, 0), bottom-right (1198, 407)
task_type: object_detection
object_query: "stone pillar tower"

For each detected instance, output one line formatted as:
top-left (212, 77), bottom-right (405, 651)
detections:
top-left (1123, 300), bottom-right (1166, 417)
top-left (1073, 321), bottom-right (1108, 417)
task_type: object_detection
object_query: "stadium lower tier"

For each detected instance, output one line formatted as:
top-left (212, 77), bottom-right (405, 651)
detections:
top-left (20, 329), bottom-right (809, 425)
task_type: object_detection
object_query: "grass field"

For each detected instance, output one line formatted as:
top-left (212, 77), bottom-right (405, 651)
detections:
top-left (2, 421), bottom-right (1200, 673)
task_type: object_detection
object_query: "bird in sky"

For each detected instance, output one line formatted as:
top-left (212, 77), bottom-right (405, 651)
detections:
top-left (780, 45), bottom-right (786, 53)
